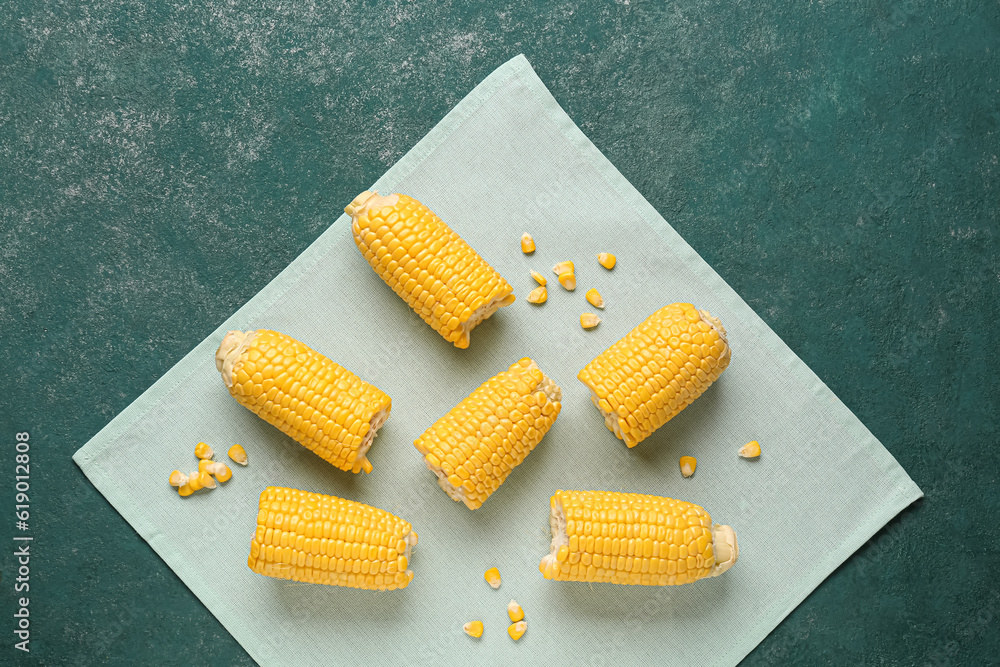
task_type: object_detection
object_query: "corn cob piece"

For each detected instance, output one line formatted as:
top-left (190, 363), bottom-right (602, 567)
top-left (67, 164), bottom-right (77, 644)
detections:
top-left (540, 490), bottom-right (738, 586)
top-left (578, 303), bottom-right (730, 448)
top-left (346, 191), bottom-right (515, 349)
top-left (215, 329), bottom-right (391, 474)
top-left (414, 358), bottom-right (562, 510)
top-left (248, 486), bottom-right (418, 590)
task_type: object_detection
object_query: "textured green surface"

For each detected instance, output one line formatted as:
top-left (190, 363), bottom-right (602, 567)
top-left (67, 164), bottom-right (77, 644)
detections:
top-left (0, 1), bottom-right (996, 665)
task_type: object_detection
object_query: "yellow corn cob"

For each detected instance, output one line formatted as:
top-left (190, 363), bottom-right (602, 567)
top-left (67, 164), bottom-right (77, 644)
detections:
top-left (540, 490), bottom-right (738, 586)
top-left (414, 358), bottom-right (562, 510)
top-left (578, 303), bottom-right (730, 448)
top-left (346, 191), bottom-right (516, 349)
top-left (215, 329), bottom-right (391, 474)
top-left (248, 486), bottom-right (418, 590)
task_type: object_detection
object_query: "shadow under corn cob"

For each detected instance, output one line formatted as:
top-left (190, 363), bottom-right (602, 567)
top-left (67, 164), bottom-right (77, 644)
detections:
top-left (578, 302), bottom-right (731, 448)
top-left (215, 329), bottom-right (391, 473)
top-left (346, 191), bottom-right (515, 349)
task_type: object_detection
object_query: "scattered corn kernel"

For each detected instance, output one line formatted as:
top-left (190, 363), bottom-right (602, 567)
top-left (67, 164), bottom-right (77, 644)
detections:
top-left (195, 442), bottom-right (214, 460)
top-left (557, 272), bottom-right (576, 291)
top-left (527, 286), bottom-right (547, 304)
top-left (739, 440), bottom-right (761, 458)
top-left (198, 459), bottom-right (215, 474)
top-left (463, 621), bottom-right (484, 638)
top-left (508, 620), bottom-right (527, 641)
top-left (198, 471), bottom-right (217, 489)
top-left (507, 599), bottom-right (524, 622)
top-left (212, 462), bottom-right (233, 482)
top-left (177, 484), bottom-right (194, 497)
top-left (580, 313), bottom-right (601, 329)
top-left (585, 288), bottom-right (604, 309)
top-left (679, 456), bottom-right (697, 478)
top-left (596, 253), bottom-right (616, 270)
top-left (521, 233), bottom-right (535, 254)
top-left (530, 270), bottom-right (547, 286)
top-left (187, 470), bottom-right (205, 491)
top-left (228, 444), bottom-right (248, 466)
top-left (484, 567), bottom-right (501, 589)
top-left (168, 470), bottom-right (188, 487)
top-left (552, 261), bottom-right (574, 276)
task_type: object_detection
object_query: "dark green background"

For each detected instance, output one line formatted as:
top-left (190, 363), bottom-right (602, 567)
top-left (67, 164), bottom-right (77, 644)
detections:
top-left (1, 0), bottom-right (997, 664)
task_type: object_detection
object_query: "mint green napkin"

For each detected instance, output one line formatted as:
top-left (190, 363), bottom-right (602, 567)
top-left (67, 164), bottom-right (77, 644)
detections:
top-left (74, 54), bottom-right (921, 666)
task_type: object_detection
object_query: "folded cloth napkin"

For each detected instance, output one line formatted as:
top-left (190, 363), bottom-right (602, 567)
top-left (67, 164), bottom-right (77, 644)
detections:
top-left (75, 54), bottom-right (921, 666)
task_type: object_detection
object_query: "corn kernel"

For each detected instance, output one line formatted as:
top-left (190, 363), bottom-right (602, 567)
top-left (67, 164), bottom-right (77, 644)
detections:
top-left (187, 471), bottom-right (204, 491)
top-left (213, 462), bottom-right (233, 482)
top-left (739, 441), bottom-right (761, 458)
top-left (552, 261), bottom-right (574, 276)
top-left (679, 456), bottom-right (697, 478)
top-left (463, 621), bottom-right (484, 638)
top-left (198, 459), bottom-right (215, 474)
top-left (198, 471), bottom-right (217, 489)
top-left (228, 444), bottom-right (248, 466)
top-left (557, 272), bottom-right (576, 291)
top-left (484, 567), bottom-right (501, 589)
top-left (508, 620), bottom-right (527, 641)
top-left (527, 286), bottom-right (547, 304)
top-left (530, 270), bottom-right (547, 286)
top-left (580, 313), bottom-right (601, 329)
top-left (195, 442), bottom-right (214, 460)
top-left (596, 253), bottom-right (616, 270)
top-left (177, 484), bottom-right (194, 497)
top-left (507, 599), bottom-right (524, 622)
top-left (168, 470), bottom-right (188, 487)
top-left (521, 233), bottom-right (536, 254)
top-left (585, 288), bottom-right (604, 309)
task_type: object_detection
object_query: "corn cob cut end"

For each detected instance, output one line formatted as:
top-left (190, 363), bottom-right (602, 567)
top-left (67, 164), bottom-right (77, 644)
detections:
top-left (420, 359), bottom-right (562, 510)
top-left (215, 330), bottom-right (387, 474)
top-left (578, 305), bottom-right (731, 448)
top-left (540, 492), bottom-right (738, 584)
top-left (344, 190), bottom-right (400, 220)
